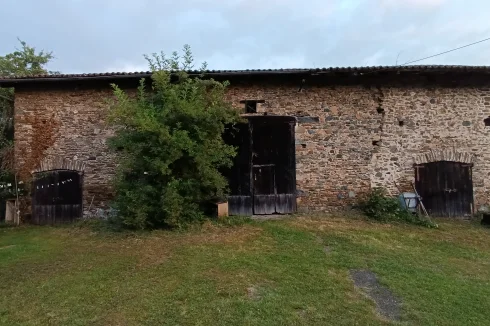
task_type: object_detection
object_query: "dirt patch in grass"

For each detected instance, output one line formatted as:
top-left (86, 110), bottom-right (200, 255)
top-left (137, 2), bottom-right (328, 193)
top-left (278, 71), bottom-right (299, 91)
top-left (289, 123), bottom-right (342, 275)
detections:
top-left (288, 215), bottom-right (395, 233)
top-left (0, 245), bottom-right (15, 250)
top-left (246, 285), bottom-right (262, 301)
top-left (350, 269), bottom-right (402, 322)
top-left (179, 223), bottom-right (263, 245)
top-left (63, 223), bottom-right (264, 268)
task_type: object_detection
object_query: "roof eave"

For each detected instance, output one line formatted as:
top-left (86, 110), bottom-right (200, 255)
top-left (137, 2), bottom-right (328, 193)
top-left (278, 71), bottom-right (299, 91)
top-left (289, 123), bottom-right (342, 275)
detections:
top-left (0, 73), bottom-right (152, 87)
top-left (0, 70), bottom-right (313, 87)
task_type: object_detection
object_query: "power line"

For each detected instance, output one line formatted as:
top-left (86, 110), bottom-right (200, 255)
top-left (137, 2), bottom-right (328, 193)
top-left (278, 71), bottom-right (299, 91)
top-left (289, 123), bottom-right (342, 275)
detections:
top-left (401, 37), bottom-right (490, 66)
top-left (360, 36), bottom-right (490, 75)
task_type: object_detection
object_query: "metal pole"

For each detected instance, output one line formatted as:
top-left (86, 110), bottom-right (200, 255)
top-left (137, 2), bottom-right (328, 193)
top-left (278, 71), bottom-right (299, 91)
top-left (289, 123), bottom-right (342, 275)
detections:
top-left (14, 174), bottom-right (20, 225)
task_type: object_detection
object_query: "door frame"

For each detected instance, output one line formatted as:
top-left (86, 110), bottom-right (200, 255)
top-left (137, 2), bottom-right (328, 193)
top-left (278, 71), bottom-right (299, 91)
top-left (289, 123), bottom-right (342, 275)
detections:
top-left (225, 116), bottom-right (297, 215)
top-left (31, 169), bottom-right (84, 224)
top-left (248, 116), bottom-right (296, 215)
top-left (414, 161), bottom-right (474, 217)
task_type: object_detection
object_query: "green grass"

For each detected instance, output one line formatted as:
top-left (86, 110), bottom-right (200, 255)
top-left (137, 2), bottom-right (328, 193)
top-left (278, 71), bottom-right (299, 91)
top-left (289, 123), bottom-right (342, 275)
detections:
top-left (0, 216), bottom-right (489, 325)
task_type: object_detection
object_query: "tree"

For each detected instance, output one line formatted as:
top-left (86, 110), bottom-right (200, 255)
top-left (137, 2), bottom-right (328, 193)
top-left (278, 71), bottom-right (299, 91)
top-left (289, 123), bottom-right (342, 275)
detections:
top-left (0, 39), bottom-right (55, 77)
top-left (108, 45), bottom-right (241, 229)
top-left (0, 40), bottom-right (56, 197)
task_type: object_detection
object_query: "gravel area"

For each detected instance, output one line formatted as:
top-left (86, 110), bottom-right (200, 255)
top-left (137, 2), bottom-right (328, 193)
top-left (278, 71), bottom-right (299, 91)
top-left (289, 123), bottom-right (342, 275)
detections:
top-left (350, 269), bottom-right (402, 322)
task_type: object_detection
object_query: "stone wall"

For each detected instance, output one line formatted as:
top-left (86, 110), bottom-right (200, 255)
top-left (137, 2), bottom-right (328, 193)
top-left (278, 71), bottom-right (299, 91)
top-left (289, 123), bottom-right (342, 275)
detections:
top-left (227, 84), bottom-right (381, 210)
top-left (14, 88), bottom-right (117, 215)
top-left (13, 82), bottom-right (490, 215)
top-left (370, 86), bottom-right (490, 210)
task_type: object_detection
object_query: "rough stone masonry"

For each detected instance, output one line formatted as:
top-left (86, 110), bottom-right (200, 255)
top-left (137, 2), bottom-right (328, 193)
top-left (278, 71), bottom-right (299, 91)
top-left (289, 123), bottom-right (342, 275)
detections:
top-left (8, 68), bottom-right (490, 216)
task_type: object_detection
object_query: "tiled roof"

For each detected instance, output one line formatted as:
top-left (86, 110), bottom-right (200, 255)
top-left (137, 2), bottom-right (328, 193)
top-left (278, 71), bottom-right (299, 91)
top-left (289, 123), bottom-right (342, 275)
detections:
top-left (1, 65), bottom-right (490, 84)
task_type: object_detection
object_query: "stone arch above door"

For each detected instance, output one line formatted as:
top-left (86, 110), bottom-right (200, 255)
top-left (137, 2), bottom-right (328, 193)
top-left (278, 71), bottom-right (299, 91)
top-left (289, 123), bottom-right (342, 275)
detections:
top-left (413, 149), bottom-right (475, 165)
top-left (32, 156), bottom-right (86, 173)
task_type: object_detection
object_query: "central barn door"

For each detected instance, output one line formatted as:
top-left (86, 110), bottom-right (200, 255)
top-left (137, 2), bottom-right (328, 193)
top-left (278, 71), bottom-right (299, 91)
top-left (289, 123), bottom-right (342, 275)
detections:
top-left (32, 170), bottom-right (83, 224)
top-left (250, 117), bottom-right (296, 214)
top-left (224, 123), bottom-right (253, 216)
top-left (224, 116), bottom-right (296, 215)
top-left (415, 161), bottom-right (473, 217)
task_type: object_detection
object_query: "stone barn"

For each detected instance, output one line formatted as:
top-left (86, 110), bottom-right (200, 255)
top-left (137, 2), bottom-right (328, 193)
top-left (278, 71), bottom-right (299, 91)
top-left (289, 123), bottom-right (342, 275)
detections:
top-left (1, 65), bottom-right (490, 222)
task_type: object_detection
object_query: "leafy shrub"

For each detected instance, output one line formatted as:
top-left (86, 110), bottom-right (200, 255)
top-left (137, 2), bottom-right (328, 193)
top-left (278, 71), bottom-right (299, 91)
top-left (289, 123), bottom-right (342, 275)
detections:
top-left (73, 214), bottom-right (124, 232)
top-left (107, 45), bottom-right (241, 229)
top-left (476, 211), bottom-right (490, 228)
top-left (360, 188), bottom-right (437, 228)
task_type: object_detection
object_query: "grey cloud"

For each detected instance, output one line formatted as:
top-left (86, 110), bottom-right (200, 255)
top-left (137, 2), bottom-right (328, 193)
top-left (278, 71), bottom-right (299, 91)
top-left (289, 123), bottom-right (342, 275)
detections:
top-left (0, 0), bottom-right (488, 73)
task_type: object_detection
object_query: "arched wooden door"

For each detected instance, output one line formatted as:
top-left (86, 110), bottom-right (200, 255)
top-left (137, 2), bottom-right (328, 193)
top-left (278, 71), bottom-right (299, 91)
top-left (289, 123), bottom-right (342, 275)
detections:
top-left (414, 161), bottom-right (473, 217)
top-left (32, 170), bottom-right (83, 224)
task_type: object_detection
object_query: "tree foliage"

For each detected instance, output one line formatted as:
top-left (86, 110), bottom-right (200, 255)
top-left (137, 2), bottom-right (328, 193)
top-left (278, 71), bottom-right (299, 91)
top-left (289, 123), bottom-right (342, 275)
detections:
top-left (108, 45), bottom-right (241, 229)
top-left (0, 39), bottom-right (55, 185)
top-left (0, 39), bottom-right (55, 77)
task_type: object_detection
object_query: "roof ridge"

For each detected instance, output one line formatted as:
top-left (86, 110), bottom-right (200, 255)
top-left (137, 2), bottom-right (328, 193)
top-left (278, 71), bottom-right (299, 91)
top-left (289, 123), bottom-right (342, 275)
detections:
top-left (2, 65), bottom-right (490, 82)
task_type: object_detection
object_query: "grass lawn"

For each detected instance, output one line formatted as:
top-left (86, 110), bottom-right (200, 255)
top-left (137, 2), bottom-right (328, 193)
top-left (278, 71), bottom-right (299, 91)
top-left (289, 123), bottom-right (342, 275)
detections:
top-left (0, 216), bottom-right (489, 325)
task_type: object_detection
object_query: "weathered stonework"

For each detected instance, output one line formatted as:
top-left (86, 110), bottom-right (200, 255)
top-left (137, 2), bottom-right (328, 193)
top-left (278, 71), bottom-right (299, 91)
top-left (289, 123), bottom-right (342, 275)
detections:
top-left (14, 88), bottom-right (117, 215)
top-left (227, 84), bottom-right (380, 211)
top-left (33, 156), bottom-right (86, 173)
top-left (413, 150), bottom-right (475, 165)
top-left (370, 87), bottom-right (490, 209)
top-left (12, 80), bottom-right (490, 215)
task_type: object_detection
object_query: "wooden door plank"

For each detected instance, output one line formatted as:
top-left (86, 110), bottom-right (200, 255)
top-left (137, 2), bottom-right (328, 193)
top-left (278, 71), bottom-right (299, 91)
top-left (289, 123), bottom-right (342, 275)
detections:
top-left (228, 196), bottom-right (253, 216)
top-left (253, 195), bottom-right (276, 215)
top-left (32, 171), bottom-right (83, 225)
top-left (276, 194), bottom-right (296, 214)
top-left (417, 161), bottom-right (474, 218)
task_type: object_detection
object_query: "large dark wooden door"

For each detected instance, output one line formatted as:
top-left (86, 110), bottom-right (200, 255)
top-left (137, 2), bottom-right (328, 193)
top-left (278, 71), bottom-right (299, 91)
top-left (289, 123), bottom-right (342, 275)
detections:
top-left (224, 116), bottom-right (296, 216)
top-left (250, 117), bottom-right (296, 215)
top-left (223, 123), bottom-right (253, 216)
top-left (415, 161), bottom-right (473, 217)
top-left (252, 165), bottom-right (276, 214)
top-left (32, 170), bottom-right (83, 224)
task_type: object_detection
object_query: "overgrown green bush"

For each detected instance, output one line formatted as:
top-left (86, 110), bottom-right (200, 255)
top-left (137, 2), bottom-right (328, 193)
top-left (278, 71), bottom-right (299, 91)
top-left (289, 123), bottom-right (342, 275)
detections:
top-left (73, 216), bottom-right (124, 233)
top-left (107, 45), bottom-right (241, 229)
top-left (360, 188), bottom-right (437, 228)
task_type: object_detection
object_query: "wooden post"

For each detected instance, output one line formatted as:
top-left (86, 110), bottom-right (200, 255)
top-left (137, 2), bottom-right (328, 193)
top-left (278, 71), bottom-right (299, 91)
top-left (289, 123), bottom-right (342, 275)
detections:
top-left (14, 174), bottom-right (20, 225)
top-left (217, 201), bottom-right (229, 218)
top-left (5, 200), bottom-right (16, 224)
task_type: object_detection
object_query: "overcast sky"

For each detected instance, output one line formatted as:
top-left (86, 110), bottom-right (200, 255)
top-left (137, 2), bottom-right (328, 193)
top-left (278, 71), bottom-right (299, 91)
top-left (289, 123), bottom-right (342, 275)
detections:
top-left (1, 0), bottom-right (489, 73)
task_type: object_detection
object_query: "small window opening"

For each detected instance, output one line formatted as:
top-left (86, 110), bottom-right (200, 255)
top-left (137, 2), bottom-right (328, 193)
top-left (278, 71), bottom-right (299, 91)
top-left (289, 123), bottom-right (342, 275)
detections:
top-left (372, 140), bottom-right (380, 146)
top-left (245, 101), bottom-right (257, 113)
top-left (376, 107), bottom-right (385, 114)
top-left (484, 117), bottom-right (490, 127)
top-left (398, 120), bottom-right (404, 126)
top-left (240, 100), bottom-right (265, 114)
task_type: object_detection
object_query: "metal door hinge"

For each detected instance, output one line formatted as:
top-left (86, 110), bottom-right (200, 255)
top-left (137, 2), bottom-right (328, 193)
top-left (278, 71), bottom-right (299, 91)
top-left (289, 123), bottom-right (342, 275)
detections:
top-left (443, 188), bottom-right (457, 193)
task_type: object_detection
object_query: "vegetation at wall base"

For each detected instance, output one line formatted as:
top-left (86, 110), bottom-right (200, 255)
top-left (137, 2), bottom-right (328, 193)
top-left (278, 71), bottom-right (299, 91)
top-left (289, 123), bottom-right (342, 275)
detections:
top-left (360, 187), bottom-right (438, 228)
top-left (107, 45), bottom-right (241, 230)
